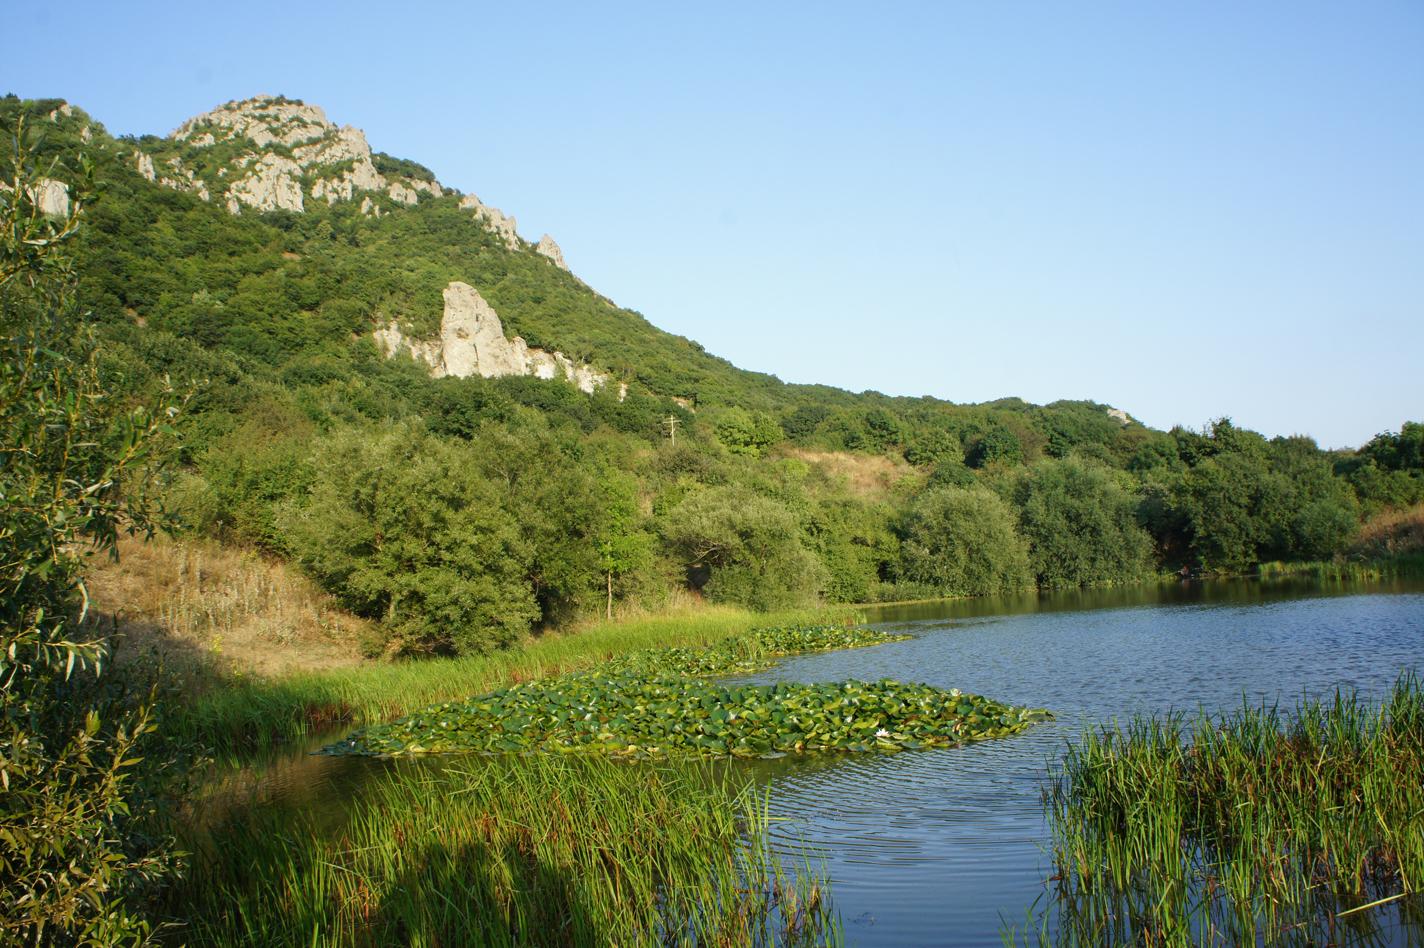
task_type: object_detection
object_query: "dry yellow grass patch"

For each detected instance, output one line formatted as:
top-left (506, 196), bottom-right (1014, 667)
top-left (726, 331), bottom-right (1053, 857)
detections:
top-left (779, 447), bottom-right (922, 498)
top-left (84, 534), bottom-right (369, 678)
top-left (1352, 503), bottom-right (1424, 558)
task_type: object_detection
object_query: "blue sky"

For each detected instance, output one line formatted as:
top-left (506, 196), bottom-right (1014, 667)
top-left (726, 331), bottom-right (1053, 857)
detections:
top-left (6, 1), bottom-right (1420, 447)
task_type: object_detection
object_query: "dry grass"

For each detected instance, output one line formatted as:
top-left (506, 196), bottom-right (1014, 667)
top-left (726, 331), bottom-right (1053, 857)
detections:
top-left (83, 534), bottom-right (369, 679)
top-left (779, 448), bottom-right (921, 498)
top-left (1353, 503), bottom-right (1424, 559)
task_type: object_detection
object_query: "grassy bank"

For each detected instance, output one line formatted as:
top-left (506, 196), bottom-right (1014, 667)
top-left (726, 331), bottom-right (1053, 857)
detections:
top-left (169, 754), bottom-right (839, 946)
top-left (176, 605), bottom-right (858, 758)
top-left (1040, 676), bottom-right (1424, 945)
top-left (1257, 553), bottom-right (1424, 583)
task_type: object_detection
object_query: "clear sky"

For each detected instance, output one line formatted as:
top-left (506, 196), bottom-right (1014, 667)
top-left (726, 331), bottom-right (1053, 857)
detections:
top-left (6, 1), bottom-right (1421, 448)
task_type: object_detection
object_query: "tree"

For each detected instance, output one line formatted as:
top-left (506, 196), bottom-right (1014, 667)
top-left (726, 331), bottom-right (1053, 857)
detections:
top-left (662, 485), bottom-right (824, 610)
top-left (284, 425), bottom-right (539, 655)
top-left (897, 487), bottom-right (1032, 596)
top-left (1012, 459), bottom-right (1155, 587)
top-left (594, 471), bottom-right (654, 620)
top-left (1, 118), bottom-right (178, 944)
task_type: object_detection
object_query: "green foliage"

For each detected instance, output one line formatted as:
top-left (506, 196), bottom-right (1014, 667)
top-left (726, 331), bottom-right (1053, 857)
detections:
top-left (1012, 458), bottom-right (1155, 587)
top-left (284, 425), bottom-right (539, 655)
top-left (897, 487), bottom-right (1033, 596)
top-left (662, 485), bottom-right (825, 610)
top-left (0, 118), bottom-right (178, 945)
top-left (713, 405), bottom-right (782, 455)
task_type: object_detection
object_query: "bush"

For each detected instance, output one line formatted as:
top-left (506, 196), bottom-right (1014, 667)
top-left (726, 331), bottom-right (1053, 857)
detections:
top-left (283, 425), bottom-right (539, 655)
top-left (1013, 459), bottom-right (1155, 587)
top-left (897, 487), bottom-right (1032, 596)
top-left (662, 486), bottom-right (824, 610)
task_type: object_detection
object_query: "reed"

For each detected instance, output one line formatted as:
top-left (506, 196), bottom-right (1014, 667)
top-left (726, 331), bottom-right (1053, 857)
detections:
top-left (168, 755), bottom-right (839, 946)
top-left (1035, 675), bottom-right (1424, 945)
top-left (1257, 554), bottom-right (1424, 582)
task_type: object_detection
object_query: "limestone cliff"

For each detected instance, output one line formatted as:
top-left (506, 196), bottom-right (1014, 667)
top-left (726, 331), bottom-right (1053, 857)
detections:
top-left (535, 234), bottom-right (568, 270)
top-left (154, 96), bottom-right (442, 217)
top-left (375, 281), bottom-right (621, 397)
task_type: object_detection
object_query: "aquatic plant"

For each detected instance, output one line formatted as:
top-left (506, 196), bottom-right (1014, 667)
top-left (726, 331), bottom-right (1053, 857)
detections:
top-left (597, 623), bottom-right (912, 679)
top-left (1038, 675), bottom-right (1424, 945)
top-left (324, 676), bottom-right (1051, 759)
top-left (173, 755), bottom-right (839, 946)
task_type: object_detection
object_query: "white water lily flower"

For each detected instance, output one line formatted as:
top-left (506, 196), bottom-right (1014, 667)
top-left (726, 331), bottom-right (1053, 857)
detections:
top-left (876, 728), bottom-right (891, 738)
top-left (950, 688), bottom-right (962, 697)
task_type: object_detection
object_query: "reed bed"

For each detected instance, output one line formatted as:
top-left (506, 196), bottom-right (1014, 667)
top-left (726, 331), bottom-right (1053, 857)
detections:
top-left (1039, 675), bottom-right (1424, 945)
top-left (170, 755), bottom-right (839, 947)
top-left (1257, 555), bottom-right (1424, 583)
top-left (178, 606), bottom-right (859, 759)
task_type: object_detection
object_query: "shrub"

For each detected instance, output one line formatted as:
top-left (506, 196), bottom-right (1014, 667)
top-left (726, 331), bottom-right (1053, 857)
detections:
top-left (896, 487), bottom-right (1032, 596)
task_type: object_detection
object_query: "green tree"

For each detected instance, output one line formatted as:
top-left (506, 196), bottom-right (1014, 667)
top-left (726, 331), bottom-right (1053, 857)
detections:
top-left (284, 425), bottom-right (538, 655)
top-left (1, 123), bottom-right (178, 944)
top-left (662, 485), bottom-right (824, 610)
top-left (1012, 459), bottom-right (1155, 587)
top-left (897, 487), bottom-right (1032, 596)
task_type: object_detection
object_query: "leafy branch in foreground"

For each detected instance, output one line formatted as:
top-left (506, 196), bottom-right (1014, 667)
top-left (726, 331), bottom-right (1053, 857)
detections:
top-left (1, 113), bottom-right (182, 945)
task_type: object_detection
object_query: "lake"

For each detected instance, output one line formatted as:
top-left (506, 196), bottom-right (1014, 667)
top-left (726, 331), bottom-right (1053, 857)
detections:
top-left (210, 577), bottom-right (1424, 945)
top-left (739, 578), bottom-right (1424, 945)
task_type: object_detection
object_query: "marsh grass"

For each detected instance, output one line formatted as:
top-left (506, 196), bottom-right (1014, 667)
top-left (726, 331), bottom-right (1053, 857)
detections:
top-left (179, 606), bottom-right (858, 759)
top-left (1257, 555), bottom-right (1424, 583)
top-left (1036, 675), bottom-right (1424, 945)
top-left (170, 755), bottom-right (839, 947)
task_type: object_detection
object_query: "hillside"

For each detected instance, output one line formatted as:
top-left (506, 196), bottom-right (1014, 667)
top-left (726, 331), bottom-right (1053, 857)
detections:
top-left (4, 92), bottom-right (1422, 659)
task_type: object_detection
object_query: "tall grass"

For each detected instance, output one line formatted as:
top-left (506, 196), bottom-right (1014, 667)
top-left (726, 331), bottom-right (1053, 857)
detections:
top-left (169, 755), bottom-right (839, 946)
top-left (1037, 676), bottom-right (1424, 945)
top-left (177, 605), bottom-right (859, 759)
top-left (1257, 554), bottom-right (1424, 583)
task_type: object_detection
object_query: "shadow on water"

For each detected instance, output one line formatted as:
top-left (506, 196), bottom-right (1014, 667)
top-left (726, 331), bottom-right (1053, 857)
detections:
top-left (191, 576), bottom-right (1424, 947)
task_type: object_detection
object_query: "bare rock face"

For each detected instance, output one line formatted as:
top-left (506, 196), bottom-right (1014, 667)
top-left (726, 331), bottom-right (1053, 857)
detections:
top-left (535, 234), bottom-right (568, 270)
top-left (376, 281), bottom-right (617, 395)
top-left (134, 151), bottom-right (156, 182)
top-left (0, 178), bottom-right (70, 218)
top-left (225, 153), bottom-right (304, 214)
top-left (155, 95), bottom-right (438, 216)
top-left (1106, 408), bottom-right (1131, 425)
top-left (458, 193), bottom-right (520, 249)
top-left (33, 179), bottom-right (71, 218)
top-left (158, 156), bottom-right (211, 201)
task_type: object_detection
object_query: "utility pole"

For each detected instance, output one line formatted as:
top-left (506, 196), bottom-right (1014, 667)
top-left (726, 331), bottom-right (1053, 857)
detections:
top-left (664, 414), bottom-right (679, 446)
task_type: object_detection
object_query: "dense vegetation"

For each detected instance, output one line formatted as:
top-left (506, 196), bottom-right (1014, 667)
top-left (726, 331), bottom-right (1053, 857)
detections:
top-left (174, 756), bottom-right (839, 946)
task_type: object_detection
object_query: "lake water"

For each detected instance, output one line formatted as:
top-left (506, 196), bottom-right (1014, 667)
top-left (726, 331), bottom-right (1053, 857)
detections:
top-left (738, 578), bottom-right (1424, 946)
top-left (214, 578), bottom-right (1424, 945)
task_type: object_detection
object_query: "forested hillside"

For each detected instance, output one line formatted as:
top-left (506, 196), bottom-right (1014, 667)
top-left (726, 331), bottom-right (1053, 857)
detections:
top-left (6, 93), bottom-right (1422, 658)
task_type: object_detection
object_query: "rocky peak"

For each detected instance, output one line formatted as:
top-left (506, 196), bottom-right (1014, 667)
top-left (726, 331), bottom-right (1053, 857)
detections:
top-left (535, 234), bottom-right (568, 271)
top-left (154, 95), bottom-right (441, 215)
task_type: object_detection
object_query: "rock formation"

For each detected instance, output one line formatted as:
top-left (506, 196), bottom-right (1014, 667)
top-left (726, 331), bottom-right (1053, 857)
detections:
top-left (535, 234), bottom-right (568, 270)
top-left (225, 153), bottom-right (304, 214)
top-left (156, 95), bottom-right (440, 216)
top-left (458, 193), bottom-right (520, 249)
top-left (2, 178), bottom-right (72, 218)
top-left (375, 281), bottom-right (617, 396)
top-left (140, 96), bottom-right (560, 259)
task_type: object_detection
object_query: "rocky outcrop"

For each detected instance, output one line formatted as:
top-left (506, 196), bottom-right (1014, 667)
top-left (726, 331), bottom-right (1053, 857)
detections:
top-left (1106, 408), bottom-right (1131, 425)
top-left (158, 156), bottom-right (210, 201)
top-left (225, 154), bottom-right (304, 214)
top-left (535, 234), bottom-right (567, 270)
top-left (0, 179), bottom-right (68, 218)
top-left (458, 194), bottom-right (520, 249)
top-left (375, 281), bottom-right (617, 395)
top-left (134, 151), bottom-right (156, 182)
top-left (157, 96), bottom-right (438, 215)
